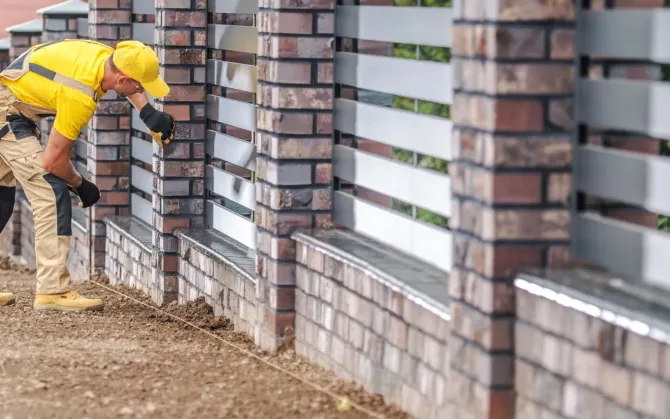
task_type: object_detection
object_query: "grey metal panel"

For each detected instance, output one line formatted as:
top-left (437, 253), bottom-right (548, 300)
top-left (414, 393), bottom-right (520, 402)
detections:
top-left (578, 10), bottom-right (670, 63)
top-left (206, 165), bottom-right (256, 211)
top-left (208, 0), bottom-right (258, 14)
top-left (206, 200), bottom-right (257, 250)
top-left (336, 6), bottom-right (452, 47)
top-left (206, 94), bottom-right (256, 132)
top-left (131, 165), bottom-right (153, 196)
top-left (334, 99), bottom-right (451, 160)
top-left (132, 0), bottom-right (155, 15)
top-left (131, 193), bottom-right (153, 226)
top-left (333, 191), bottom-right (452, 272)
top-left (577, 78), bottom-right (670, 138)
top-left (75, 139), bottom-right (87, 159)
top-left (77, 17), bottom-right (88, 37)
top-left (573, 213), bottom-right (670, 291)
top-left (334, 145), bottom-right (451, 217)
top-left (132, 136), bottom-right (153, 165)
top-left (576, 145), bottom-right (670, 216)
top-left (206, 130), bottom-right (256, 170)
top-left (133, 22), bottom-right (153, 45)
top-left (207, 24), bottom-right (258, 54)
top-left (335, 52), bottom-right (452, 105)
top-left (131, 109), bottom-right (149, 135)
top-left (206, 59), bottom-right (257, 93)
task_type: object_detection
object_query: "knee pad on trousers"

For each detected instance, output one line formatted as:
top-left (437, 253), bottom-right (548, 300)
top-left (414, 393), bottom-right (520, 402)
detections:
top-left (0, 186), bottom-right (16, 233)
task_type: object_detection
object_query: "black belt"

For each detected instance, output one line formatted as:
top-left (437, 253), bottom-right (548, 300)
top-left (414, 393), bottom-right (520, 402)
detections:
top-left (0, 116), bottom-right (39, 140)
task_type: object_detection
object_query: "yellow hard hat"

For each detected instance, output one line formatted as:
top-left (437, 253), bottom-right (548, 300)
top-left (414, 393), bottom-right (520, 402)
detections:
top-left (112, 40), bottom-right (170, 98)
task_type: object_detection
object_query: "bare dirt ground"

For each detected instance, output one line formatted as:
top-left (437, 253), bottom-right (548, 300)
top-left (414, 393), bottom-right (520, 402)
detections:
top-left (0, 258), bottom-right (409, 419)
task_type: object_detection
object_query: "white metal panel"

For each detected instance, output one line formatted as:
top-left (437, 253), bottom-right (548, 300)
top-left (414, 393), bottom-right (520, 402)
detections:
top-left (207, 59), bottom-right (257, 93)
top-left (206, 165), bottom-right (256, 211)
top-left (133, 22), bottom-right (153, 45)
top-left (132, 136), bottom-right (153, 165)
top-left (209, 0), bottom-right (258, 14)
top-left (206, 130), bottom-right (256, 170)
top-left (132, 0), bottom-right (155, 15)
top-left (207, 24), bottom-right (258, 54)
top-left (206, 94), bottom-right (256, 132)
top-left (131, 193), bottom-right (152, 226)
top-left (131, 165), bottom-right (153, 196)
top-left (206, 200), bottom-right (257, 250)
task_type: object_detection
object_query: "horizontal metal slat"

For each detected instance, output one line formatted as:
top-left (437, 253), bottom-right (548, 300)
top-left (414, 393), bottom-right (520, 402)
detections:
top-left (75, 160), bottom-right (88, 179)
top-left (576, 145), bottom-right (670, 216)
top-left (334, 98), bottom-right (451, 160)
top-left (131, 109), bottom-right (149, 135)
top-left (132, 0), bottom-right (155, 15)
top-left (206, 94), bottom-right (256, 132)
top-left (336, 6), bottom-right (452, 47)
top-left (131, 165), bottom-right (153, 196)
top-left (208, 0), bottom-right (258, 14)
top-left (206, 165), bottom-right (256, 211)
top-left (335, 52), bottom-right (452, 105)
top-left (573, 213), bottom-right (670, 290)
top-left (75, 139), bottom-right (87, 160)
top-left (131, 136), bottom-right (153, 165)
top-left (333, 191), bottom-right (452, 272)
top-left (133, 22), bottom-right (153, 45)
top-left (131, 193), bottom-right (153, 226)
top-left (76, 17), bottom-right (88, 38)
top-left (206, 130), bottom-right (256, 170)
top-left (577, 78), bottom-right (670, 138)
top-left (578, 10), bottom-right (670, 63)
top-left (207, 24), bottom-right (258, 54)
top-left (334, 145), bottom-right (451, 217)
top-left (207, 59), bottom-right (257, 93)
top-left (206, 200), bottom-right (257, 250)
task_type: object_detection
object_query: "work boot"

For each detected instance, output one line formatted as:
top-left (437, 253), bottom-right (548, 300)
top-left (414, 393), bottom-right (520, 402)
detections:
top-left (0, 292), bottom-right (15, 306)
top-left (34, 290), bottom-right (103, 312)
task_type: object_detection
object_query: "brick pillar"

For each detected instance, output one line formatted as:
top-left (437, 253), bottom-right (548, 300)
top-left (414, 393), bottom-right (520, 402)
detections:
top-left (152, 0), bottom-right (207, 305)
top-left (0, 43), bottom-right (9, 71)
top-left (7, 21), bottom-right (42, 61)
top-left (255, 4), bottom-right (334, 351)
top-left (448, 1), bottom-right (573, 418)
top-left (88, 0), bottom-right (133, 273)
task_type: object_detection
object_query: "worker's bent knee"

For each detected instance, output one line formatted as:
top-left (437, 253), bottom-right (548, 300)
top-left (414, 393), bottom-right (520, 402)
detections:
top-left (41, 174), bottom-right (72, 236)
top-left (0, 186), bottom-right (16, 233)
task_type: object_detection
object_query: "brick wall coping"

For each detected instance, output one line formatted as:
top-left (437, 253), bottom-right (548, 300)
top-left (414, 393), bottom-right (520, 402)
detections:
top-left (292, 229), bottom-right (451, 322)
top-left (175, 229), bottom-right (255, 283)
top-left (104, 216), bottom-right (152, 254)
top-left (516, 269), bottom-right (670, 345)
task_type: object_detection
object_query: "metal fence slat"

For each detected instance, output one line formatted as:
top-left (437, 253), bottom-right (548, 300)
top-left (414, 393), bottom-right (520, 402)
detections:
top-left (206, 59), bottom-right (257, 93)
top-left (334, 98), bottom-right (451, 160)
top-left (334, 145), bottom-right (451, 217)
top-left (206, 165), bottom-right (256, 211)
top-left (336, 6), bottom-right (452, 47)
top-left (132, 23), bottom-right (153, 45)
top-left (207, 24), bottom-right (258, 54)
top-left (576, 145), bottom-right (670, 216)
top-left (206, 130), bottom-right (256, 170)
top-left (76, 17), bottom-right (88, 38)
top-left (131, 165), bottom-right (153, 196)
top-left (132, 0), bottom-right (156, 15)
top-left (131, 109), bottom-right (150, 135)
top-left (206, 94), bottom-right (256, 132)
top-left (131, 136), bottom-right (153, 165)
top-left (577, 78), bottom-right (670, 138)
top-left (131, 193), bottom-right (152, 226)
top-left (333, 191), bottom-right (452, 272)
top-left (206, 200), bottom-right (257, 250)
top-left (335, 52), bottom-right (452, 105)
top-left (208, 0), bottom-right (258, 14)
top-left (75, 139), bottom-right (87, 160)
top-left (573, 213), bottom-right (670, 291)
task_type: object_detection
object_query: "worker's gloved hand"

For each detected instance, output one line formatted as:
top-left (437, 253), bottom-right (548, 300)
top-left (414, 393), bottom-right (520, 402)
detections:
top-left (75, 178), bottom-right (100, 208)
top-left (139, 103), bottom-right (175, 148)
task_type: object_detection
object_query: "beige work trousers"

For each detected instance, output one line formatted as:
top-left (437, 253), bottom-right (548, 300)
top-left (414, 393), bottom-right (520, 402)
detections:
top-left (0, 83), bottom-right (72, 295)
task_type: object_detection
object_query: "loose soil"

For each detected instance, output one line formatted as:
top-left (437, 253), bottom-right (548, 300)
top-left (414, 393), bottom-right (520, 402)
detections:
top-left (0, 258), bottom-right (409, 419)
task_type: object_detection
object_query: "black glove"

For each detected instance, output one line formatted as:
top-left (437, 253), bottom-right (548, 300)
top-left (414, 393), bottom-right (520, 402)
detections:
top-left (139, 103), bottom-right (175, 148)
top-left (75, 178), bottom-right (100, 208)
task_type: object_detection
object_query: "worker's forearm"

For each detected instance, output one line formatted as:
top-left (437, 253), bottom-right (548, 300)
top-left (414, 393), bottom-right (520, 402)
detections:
top-left (127, 91), bottom-right (150, 112)
top-left (45, 156), bottom-right (82, 188)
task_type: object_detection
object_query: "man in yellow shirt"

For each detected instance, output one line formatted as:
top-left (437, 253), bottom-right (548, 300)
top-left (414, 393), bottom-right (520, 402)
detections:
top-left (0, 39), bottom-right (175, 311)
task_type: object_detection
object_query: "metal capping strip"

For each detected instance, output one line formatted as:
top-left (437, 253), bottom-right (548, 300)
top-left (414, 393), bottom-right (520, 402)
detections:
top-left (131, 193), bottom-right (152, 226)
top-left (131, 136), bottom-right (153, 165)
top-left (207, 24), bottom-right (258, 54)
top-left (205, 165), bottom-right (256, 211)
top-left (334, 98), bottom-right (451, 160)
top-left (336, 6), bottom-right (452, 47)
top-left (131, 165), bottom-right (153, 196)
top-left (333, 144), bottom-right (451, 217)
top-left (208, 0), bottom-right (258, 15)
top-left (206, 94), bottom-right (256, 132)
top-left (578, 9), bottom-right (670, 63)
top-left (576, 145), bottom-right (670, 216)
top-left (577, 78), bottom-right (670, 139)
top-left (515, 277), bottom-right (670, 344)
top-left (206, 130), bottom-right (256, 170)
top-left (132, 0), bottom-right (156, 15)
top-left (573, 212), bottom-right (670, 292)
top-left (333, 191), bottom-right (453, 272)
top-left (334, 52), bottom-right (452, 105)
top-left (132, 22), bottom-right (154, 45)
top-left (205, 200), bottom-right (257, 250)
top-left (206, 59), bottom-right (257, 93)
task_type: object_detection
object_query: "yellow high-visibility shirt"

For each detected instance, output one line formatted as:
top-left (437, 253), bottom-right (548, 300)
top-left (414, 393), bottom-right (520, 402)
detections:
top-left (1, 40), bottom-right (113, 140)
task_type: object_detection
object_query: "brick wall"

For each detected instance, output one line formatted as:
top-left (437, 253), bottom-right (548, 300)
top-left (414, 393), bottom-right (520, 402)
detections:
top-left (41, 14), bottom-right (85, 42)
top-left (68, 215), bottom-right (90, 281)
top-left (8, 28), bottom-right (41, 61)
top-left (105, 220), bottom-right (153, 298)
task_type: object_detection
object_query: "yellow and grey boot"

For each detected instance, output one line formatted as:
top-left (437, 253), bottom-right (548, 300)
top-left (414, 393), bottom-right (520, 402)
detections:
top-left (0, 292), bottom-right (15, 306)
top-left (34, 290), bottom-right (103, 312)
